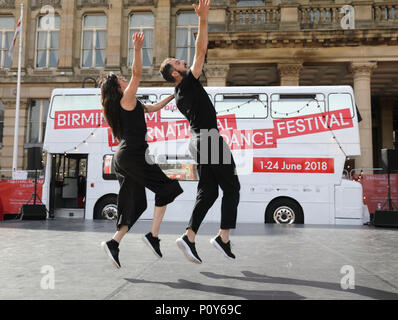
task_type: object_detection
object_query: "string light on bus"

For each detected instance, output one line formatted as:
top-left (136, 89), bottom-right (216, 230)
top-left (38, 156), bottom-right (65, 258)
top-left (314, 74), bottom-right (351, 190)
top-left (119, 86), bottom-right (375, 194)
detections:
top-left (215, 96), bottom-right (321, 117)
top-left (215, 97), bottom-right (265, 116)
top-left (63, 124), bottom-right (101, 154)
top-left (273, 100), bottom-right (320, 117)
top-left (60, 99), bottom-right (348, 162)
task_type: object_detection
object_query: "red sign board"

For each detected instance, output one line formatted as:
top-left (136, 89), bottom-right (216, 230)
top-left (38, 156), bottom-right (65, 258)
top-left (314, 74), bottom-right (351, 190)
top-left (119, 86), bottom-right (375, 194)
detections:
top-left (253, 157), bottom-right (335, 173)
top-left (356, 174), bottom-right (398, 214)
top-left (0, 179), bottom-right (44, 220)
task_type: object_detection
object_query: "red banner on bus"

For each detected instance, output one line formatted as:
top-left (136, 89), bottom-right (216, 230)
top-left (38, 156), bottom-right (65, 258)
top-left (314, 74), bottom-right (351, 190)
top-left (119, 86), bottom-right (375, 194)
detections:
top-left (273, 108), bottom-right (353, 139)
top-left (54, 110), bottom-right (109, 129)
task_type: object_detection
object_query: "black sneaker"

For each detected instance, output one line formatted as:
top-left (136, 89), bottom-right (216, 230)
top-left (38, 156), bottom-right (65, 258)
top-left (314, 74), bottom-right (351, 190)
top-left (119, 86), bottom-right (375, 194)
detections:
top-left (176, 235), bottom-right (202, 264)
top-left (142, 232), bottom-right (162, 258)
top-left (210, 236), bottom-right (236, 260)
top-left (101, 239), bottom-right (121, 269)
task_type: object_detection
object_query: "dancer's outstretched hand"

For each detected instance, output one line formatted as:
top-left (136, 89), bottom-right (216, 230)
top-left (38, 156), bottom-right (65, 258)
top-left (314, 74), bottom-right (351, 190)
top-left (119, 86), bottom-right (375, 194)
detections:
top-left (132, 32), bottom-right (145, 50)
top-left (193, 0), bottom-right (211, 19)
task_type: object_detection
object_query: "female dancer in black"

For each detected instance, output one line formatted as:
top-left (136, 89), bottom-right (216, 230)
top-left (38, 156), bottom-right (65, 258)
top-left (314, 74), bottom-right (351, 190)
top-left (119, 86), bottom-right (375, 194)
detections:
top-left (100, 33), bottom-right (183, 268)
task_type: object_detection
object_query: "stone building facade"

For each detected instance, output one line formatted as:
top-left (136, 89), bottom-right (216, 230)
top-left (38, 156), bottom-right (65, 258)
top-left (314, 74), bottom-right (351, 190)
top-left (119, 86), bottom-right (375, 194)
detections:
top-left (0, 0), bottom-right (397, 171)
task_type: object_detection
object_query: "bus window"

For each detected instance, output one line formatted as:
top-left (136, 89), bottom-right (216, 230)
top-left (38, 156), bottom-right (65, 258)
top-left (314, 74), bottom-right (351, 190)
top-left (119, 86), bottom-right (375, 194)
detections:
top-left (328, 93), bottom-right (354, 118)
top-left (102, 154), bottom-right (198, 181)
top-left (158, 163), bottom-right (199, 181)
top-left (50, 94), bottom-right (102, 118)
top-left (215, 94), bottom-right (267, 118)
top-left (160, 94), bottom-right (213, 119)
top-left (271, 93), bottom-right (325, 118)
top-left (137, 94), bottom-right (157, 104)
top-left (103, 154), bottom-right (116, 180)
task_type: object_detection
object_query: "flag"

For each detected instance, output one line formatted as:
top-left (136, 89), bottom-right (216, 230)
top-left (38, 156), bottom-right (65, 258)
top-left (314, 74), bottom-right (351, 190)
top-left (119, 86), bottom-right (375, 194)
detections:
top-left (8, 15), bottom-right (22, 58)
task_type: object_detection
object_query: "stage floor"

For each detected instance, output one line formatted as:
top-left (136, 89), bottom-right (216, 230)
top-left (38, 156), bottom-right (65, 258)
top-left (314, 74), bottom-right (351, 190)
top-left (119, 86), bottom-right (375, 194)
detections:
top-left (0, 219), bottom-right (397, 300)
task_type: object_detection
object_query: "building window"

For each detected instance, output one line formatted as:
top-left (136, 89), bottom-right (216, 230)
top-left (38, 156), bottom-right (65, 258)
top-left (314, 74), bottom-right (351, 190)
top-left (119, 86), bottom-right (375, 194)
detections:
top-left (36, 15), bottom-right (60, 68)
top-left (176, 12), bottom-right (198, 66)
top-left (237, 0), bottom-right (265, 6)
top-left (27, 100), bottom-right (49, 144)
top-left (0, 16), bottom-right (14, 69)
top-left (81, 15), bottom-right (107, 68)
top-left (0, 101), bottom-right (4, 147)
top-left (129, 13), bottom-right (154, 67)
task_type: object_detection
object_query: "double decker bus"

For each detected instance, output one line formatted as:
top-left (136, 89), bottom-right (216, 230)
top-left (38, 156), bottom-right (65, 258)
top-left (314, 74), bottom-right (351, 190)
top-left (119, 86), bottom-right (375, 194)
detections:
top-left (42, 85), bottom-right (368, 225)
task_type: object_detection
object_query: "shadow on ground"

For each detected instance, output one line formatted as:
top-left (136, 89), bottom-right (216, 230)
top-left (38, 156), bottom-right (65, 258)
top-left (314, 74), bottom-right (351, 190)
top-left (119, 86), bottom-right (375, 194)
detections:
top-left (125, 270), bottom-right (398, 300)
top-left (200, 271), bottom-right (398, 300)
top-left (125, 277), bottom-right (305, 300)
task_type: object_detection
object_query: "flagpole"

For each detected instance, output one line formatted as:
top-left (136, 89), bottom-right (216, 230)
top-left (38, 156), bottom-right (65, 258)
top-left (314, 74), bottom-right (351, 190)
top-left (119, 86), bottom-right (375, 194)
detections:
top-left (12, 4), bottom-right (23, 172)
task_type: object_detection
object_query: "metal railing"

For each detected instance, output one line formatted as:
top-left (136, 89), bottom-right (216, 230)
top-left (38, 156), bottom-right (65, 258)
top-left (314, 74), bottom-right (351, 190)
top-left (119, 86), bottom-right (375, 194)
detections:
top-left (349, 168), bottom-right (384, 180)
top-left (373, 4), bottom-right (398, 24)
top-left (299, 5), bottom-right (343, 29)
top-left (227, 6), bottom-right (280, 31)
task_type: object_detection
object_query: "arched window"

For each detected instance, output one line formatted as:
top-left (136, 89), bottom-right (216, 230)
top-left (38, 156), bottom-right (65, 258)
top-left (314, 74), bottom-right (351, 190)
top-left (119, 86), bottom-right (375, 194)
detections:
top-left (27, 99), bottom-right (49, 144)
top-left (176, 12), bottom-right (198, 66)
top-left (128, 13), bottom-right (154, 67)
top-left (36, 15), bottom-right (60, 68)
top-left (0, 16), bottom-right (14, 69)
top-left (81, 14), bottom-right (107, 68)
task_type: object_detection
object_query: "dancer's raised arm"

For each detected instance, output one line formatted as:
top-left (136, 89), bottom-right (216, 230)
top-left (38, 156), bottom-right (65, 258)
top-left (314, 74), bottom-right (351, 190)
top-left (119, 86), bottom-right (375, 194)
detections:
top-left (190, 0), bottom-right (210, 79)
top-left (143, 94), bottom-right (175, 114)
top-left (120, 32), bottom-right (144, 111)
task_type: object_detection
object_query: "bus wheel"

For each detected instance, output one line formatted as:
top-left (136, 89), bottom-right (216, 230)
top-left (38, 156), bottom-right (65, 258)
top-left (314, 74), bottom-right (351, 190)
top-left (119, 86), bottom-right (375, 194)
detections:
top-left (265, 198), bottom-right (304, 224)
top-left (94, 196), bottom-right (118, 220)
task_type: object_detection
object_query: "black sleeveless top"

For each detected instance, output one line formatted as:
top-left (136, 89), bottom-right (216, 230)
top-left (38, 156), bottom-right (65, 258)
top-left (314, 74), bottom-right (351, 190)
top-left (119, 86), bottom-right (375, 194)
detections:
top-left (119, 99), bottom-right (148, 154)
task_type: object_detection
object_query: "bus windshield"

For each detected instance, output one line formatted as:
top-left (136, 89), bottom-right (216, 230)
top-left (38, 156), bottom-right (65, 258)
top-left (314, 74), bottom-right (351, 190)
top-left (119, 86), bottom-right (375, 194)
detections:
top-left (50, 94), bottom-right (102, 118)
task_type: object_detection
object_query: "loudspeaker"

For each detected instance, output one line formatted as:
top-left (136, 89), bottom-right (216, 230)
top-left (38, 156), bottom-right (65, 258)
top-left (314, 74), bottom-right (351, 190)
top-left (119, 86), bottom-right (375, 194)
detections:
top-left (20, 204), bottom-right (47, 220)
top-left (27, 147), bottom-right (43, 170)
top-left (380, 149), bottom-right (398, 174)
top-left (373, 210), bottom-right (398, 227)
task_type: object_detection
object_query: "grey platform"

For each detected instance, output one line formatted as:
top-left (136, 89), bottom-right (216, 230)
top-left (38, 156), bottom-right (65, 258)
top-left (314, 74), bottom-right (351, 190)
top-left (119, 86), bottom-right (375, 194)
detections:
top-left (0, 218), bottom-right (397, 300)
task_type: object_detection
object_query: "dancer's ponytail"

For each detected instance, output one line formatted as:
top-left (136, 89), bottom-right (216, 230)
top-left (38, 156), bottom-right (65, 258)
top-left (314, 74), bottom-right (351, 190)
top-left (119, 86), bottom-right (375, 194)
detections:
top-left (99, 73), bottom-right (123, 141)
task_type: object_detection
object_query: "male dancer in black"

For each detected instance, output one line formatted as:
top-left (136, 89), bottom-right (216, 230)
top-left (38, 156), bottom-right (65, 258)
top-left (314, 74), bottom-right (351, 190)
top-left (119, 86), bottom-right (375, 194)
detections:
top-left (160, 0), bottom-right (240, 263)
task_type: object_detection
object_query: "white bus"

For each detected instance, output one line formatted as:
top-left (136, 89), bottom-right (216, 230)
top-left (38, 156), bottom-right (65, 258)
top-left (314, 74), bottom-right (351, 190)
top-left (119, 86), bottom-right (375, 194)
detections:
top-left (42, 86), bottom-right (368, 225)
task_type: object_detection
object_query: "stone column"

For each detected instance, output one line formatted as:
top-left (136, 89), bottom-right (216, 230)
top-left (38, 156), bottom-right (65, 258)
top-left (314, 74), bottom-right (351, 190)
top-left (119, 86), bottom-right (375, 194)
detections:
top-left (155, 0), bottom-right (171, 67)
top-left (277, 63), bottom-right (303, 86)
top-left (58, 0), bottom-right (76, 71)
top-left (105, 0), bottom-right (123, 71)
top-left (204, 64), bottom-right (229, 87)
top-left (350, 62), bottom-right (377, 170)
top-left (1, 99), bottom-right (29, 170)
top-left (380, 96), bottom-right (395, 149)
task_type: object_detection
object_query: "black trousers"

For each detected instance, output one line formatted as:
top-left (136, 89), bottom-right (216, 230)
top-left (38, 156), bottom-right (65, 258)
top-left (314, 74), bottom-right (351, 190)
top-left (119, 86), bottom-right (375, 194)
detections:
top-left (188, 134), bottom-right (240, 233)
top-left (113, 147), bottom-right (183, 231)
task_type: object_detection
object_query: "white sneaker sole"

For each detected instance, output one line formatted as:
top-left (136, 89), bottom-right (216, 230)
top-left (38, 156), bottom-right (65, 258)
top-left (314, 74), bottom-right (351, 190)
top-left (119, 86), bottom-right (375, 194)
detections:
top-left (210, 238), bottom-right (235, 261)
top-left (101, 241), bottom-right (121, 269)
top-left (142, 235), bottom-right (162, 258)
top-left (176, 238), bottom-right (202, 264)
